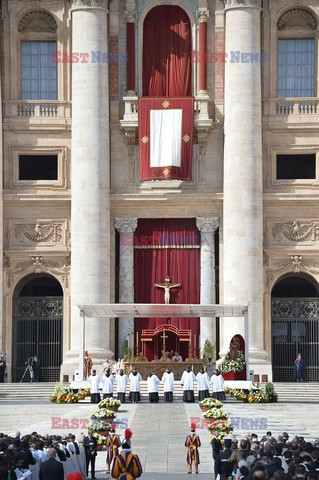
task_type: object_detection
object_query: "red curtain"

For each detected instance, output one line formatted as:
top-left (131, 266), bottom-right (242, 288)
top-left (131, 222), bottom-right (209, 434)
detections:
top-left (134, 219), bottom-right (200, 358)
top-left (138, 97), bottom-right (194, 181)
top-left (143, 6), bottom-right (192, 97)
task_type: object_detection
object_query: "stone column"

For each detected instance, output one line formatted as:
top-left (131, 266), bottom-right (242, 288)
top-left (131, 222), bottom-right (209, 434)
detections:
top-left (63, 0), bottom-right (112, 378)
top-left (198, 9), bottom-right (209, 94)
top-left (125, 0), bottom-right (136, 95)
top-left (222, 0), bottom-right (266, 362)
top-left (114, 218), bottom-right (138, 355)
top-left (196, 217), bottom-right (219, 358)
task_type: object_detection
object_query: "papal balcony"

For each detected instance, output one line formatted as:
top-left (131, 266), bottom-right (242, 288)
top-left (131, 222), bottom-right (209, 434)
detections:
top-left (263, 97), bottom-right (319, 130)
top-left (3, 100), bottom-right (71, 131)
top-left (120, 95), bottom-right (213, 145)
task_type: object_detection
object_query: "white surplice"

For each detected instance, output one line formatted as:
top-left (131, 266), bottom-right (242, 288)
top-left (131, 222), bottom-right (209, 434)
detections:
top-left (89, 374), bottom-right (100, 394)
top-left (115, 373), bottom-right (129, 393)
top-left (161, 371), bottom-right (175, 392)
top-left (101, 374), bottom-right (114, 394)
top-left (196, 371), bottom-right (210, 391)
top-left (129, 372), bottom-right (141, 392)
top-left (147, 374), bottom-right (161, 393)
top-left (210, 373), bottom-right (225, 392)
top-left (180, 370), bottom-right (196, 391)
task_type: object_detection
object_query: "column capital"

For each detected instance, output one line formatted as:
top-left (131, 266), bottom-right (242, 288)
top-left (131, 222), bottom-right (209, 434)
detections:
top-left (197, 9), bottom-right (209, 22)
top-left (225, 0), bottom-right (262, 9)
top-left (125, 0), bottom-right (136, 22)
top-left (114, 217), bottom-right (138, 234)
top-left (71, 0), bottom-right (108, 10)
top-left (196, 217), bottom-right (219, 233)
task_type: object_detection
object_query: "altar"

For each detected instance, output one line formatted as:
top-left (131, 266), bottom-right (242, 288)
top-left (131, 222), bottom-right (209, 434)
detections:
top-left (123, 360), bottom-right (205, 380)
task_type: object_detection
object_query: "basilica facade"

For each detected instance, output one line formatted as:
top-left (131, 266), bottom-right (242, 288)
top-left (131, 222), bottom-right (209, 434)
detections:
top-left (1, 0), bottom-right (319, 383)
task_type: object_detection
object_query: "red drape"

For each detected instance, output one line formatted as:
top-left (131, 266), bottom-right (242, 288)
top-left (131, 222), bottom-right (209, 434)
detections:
top-left (138, 97), bottom-right (194, 181)
top-left (134, 219), bottom-right (200, 359)
top-left (143, 6), bottom-right (192, 97)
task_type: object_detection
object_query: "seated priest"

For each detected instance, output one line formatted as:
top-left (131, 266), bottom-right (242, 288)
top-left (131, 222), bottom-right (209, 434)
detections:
top-left (151, 355), bottom-right (159, 363)
top-left (173, 351), bottom-right (183, 362)
top-left (160, 352), bottom-right (172, 362)
top-left (138, 352), bottom-right (147, 362)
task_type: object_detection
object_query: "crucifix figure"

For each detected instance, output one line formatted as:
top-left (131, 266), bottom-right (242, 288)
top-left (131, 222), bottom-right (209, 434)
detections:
top-left (154, 276), bottom-right (181, 304)
top-left (161, 329), bottom-right (169, 359)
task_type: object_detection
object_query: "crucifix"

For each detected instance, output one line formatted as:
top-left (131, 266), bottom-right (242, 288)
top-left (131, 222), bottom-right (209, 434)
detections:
top-left (154, 276), bottom-right (181, 304)
top-left (161, 329), bottom-right (169, 359)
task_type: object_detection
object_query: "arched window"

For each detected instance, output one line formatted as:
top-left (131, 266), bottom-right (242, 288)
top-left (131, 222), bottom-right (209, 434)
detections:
top-left (19, 10), bottom-right (58, 100)
top-left (277, 9), bottom-right (317, 98)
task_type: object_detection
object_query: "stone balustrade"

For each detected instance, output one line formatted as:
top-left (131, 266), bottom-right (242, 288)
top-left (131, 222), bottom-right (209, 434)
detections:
top-left (264, 98), bottom-right (319, 116)
top-left (3, 100), bottom-right (71, 119)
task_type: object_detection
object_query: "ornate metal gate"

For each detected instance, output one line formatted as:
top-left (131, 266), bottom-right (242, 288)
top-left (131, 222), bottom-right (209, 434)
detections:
top-left (12, 297), bottom-right (63, 382)
top-left (272, 298), bottom-right (319, 382)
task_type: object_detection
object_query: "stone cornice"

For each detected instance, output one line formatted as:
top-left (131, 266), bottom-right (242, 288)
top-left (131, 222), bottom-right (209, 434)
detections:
top-left (71, 0), bottom-right (108, 10)
top-left (225, 0), bottom-right (262, 8)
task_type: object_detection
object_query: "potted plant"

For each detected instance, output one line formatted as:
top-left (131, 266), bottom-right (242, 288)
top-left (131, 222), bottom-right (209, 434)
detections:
top-left (98, 398), bottom-right (121, 411)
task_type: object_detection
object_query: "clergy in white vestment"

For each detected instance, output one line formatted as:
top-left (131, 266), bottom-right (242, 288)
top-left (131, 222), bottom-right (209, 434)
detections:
top-left (129, 368), bottom-right (142, 403)
top-left (147, 370), bottom-right (161, 403)
top-left (181, 366), bottom-right (196, 403)
top-left (101, 368), bottom-right (115, 399)
top-left (115, 368), bottom-right (129, 403)
top-left (89, 369), bottom-right (100, 403)
top-left (196, 368), bottom-right (210, 401)
top-left (210, 369), bottom-right (226, 400)
top-left (161, 368), bottom-right (174, 402)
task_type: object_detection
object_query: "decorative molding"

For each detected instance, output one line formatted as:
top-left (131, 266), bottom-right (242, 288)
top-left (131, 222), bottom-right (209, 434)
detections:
top-left (71, 0), bottom-right (108, 8)
top-left (18, 11), bottom-right (57, 32)
top-left (197, 8), bottom-right (209, 22)
top-left (4, 255), bottom-right (70, 289)
top-left (278, 9), bottom-right (316, 30)
top-left (272, 221), bottom-right (319, 243)
top-left (15, 223), bottom-right (63, 244)
top-left (265, 254), bottom-right (319, 291)
top-left (225, 0), bottom-right (262, 8)
top-left (114, 218), bottom-right (138, 234)
top-left (196, 217), bottom-right (219, 233)
top-left (124, 0), bottom-right (136, 22)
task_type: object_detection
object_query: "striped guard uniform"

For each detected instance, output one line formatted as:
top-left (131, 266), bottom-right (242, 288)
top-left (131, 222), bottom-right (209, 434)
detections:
top-left (185, 433), bottom-right (201, 465)
top-left (111, 450), bottom-right (143, 480)
top-left (106, 433), bottom-right (122, 465)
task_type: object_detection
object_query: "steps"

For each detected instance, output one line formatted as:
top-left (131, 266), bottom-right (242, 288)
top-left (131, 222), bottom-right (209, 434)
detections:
top-left (272, 382), bottom-right (319, 403)
top-left (1, 381), bottom-right (318, 403)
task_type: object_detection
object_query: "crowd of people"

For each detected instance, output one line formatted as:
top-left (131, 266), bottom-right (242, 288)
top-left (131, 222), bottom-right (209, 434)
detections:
top-left (211, 430), bottom-right (319, 480)
top-left (2, 427), bottom-right (319, 480)
top-left (88, 365), bottom-right (226, 404)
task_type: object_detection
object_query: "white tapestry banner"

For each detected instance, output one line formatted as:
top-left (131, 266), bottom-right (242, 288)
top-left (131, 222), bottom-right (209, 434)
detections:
top-left (150, 109), bottom-right (182, 167)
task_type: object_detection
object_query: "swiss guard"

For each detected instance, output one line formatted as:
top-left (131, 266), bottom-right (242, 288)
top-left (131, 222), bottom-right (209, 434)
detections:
top-left (111, 429), bottom-right (143, 480)
top-left (185, 422), bottom-right (201, 474)
top-left (105, 423), bottom-right (122, 474)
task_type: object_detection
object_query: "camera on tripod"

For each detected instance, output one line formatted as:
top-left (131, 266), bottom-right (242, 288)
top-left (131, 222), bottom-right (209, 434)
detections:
top-left (20, 356), bottom-right (34, 382)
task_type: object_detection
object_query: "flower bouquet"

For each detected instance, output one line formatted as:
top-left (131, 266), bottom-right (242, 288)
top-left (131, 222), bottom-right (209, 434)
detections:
top-left (93, 432), bottom-right (107, 450)
top-left (91, 409), bottom-right (117, 422)
top-left (89, 420), bottom-right (111, 436)
top-left (199, 398), bottom-right (223, 411)
top-left (98, 398), bottom-right (121, 411)
top-left (203, 408), bottom-right (228, 420)
top-left (207, 420), bottom-right (232, 432)
top-left (220, 350), bottom-right (245, 374)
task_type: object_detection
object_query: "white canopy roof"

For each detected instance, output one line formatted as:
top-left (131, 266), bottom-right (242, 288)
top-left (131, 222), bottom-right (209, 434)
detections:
top-left (78, 303), bottom-right (248, 318)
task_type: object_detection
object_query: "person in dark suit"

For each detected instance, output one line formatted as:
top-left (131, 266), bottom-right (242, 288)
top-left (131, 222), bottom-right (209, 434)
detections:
top-left (294, 353), bottom-right (306, 382)
top-left (0, 355), bottom-right (6, 383)
top-left (33, 356), bottom-right (42, 382)
top-left (83, 431), bottom-right (98, 479)
top-left (39, 448), bottom-right (64, 480)
top-left (211, 430), bottom-right (222, 475)
top-left (215, 438), bottom-right (233, 480)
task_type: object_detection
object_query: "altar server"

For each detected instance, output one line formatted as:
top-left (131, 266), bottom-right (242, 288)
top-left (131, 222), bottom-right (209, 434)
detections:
top-left (101, 368), bottom-right (115, 398)
top-left (161, 368), bottom-right (174, 402)
top-left (89, 369), bottom-right (100, 403)
top-left (185, 422), bottom-right (201, 474)
top-left (181, 365), bottom-right (196, 403)
top-left (196, 367), bottom-right (210, 401)
top-left (115, 369), bottom-right (129, 403)
top-left (111, 429), bottom-right (143, 480)
top-left (129, 368), bottom-right (142, 403)
top-left (211, 369), bottom-right (226, 400)
top-left (105, 424), bottom-right (121, 474)
top-left (147, 370), bottom-right (161, 403)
